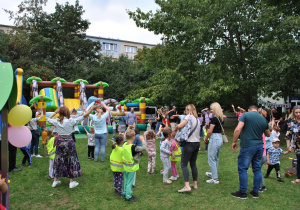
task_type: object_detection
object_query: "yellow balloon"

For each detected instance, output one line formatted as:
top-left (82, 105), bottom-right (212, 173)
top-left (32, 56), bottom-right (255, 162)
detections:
top-left (8, 105), bottom-right (32, 126)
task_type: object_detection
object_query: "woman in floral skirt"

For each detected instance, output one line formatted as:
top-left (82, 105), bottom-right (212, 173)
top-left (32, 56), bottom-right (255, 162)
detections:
top-left (47, 105), bottom-right (97, 189)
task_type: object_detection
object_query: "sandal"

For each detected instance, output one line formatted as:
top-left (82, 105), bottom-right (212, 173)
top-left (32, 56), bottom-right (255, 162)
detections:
top-left (291, 179), bottom-right (300, 184)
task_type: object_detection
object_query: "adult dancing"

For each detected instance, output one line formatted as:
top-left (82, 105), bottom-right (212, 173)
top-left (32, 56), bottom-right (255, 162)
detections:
top-left (204, 102), bottom-right (224, 184)
top-left (286, 106), bottom-right (300, 184)
top-left (47, 106), bottom-right (96, 188)
top-left (174, 104), bottom-right (201, 193)
top-left (231, 105), bottom-right (270, 199)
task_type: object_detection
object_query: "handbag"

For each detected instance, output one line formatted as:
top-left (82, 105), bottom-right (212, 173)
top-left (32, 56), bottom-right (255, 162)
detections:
top-left (35, 129), bottom-right (42, 136)
top-left (216, 117), bottom-right (228, 143)
top-left (175, 115), bottom-right (199, 146)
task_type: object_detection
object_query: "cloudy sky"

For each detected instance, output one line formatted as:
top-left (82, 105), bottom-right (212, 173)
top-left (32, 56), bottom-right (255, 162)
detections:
top-left (0, 0), bottom-right (163, 45)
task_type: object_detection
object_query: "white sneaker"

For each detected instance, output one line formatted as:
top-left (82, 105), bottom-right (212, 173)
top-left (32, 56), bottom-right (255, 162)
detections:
top-left (176, 174), bottom-right (180, 178)
top-left (206, 179), bottom-right (219, 184)
top-left (52, 180), bottom-right (61, 188)
top-left (169, 176), bottom-right (177, 181)
top-left (31, 154), bottom-right (36, 157)
top-left (36, 154), bottom-right (43, 158)
top-left (69, 181), bottom-right (79, 188)
top-left (205, 172), bottom-right (212, 178)
top-left (163, 179), bottom-right (172, 184)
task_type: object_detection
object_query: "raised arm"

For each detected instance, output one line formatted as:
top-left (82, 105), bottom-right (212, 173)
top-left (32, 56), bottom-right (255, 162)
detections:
top-left (83, 126), bottom-right (89, 135)
top-left (83, 105), bottom-right (100, 118)
top-left (232, 104), bottom-right (237, 113)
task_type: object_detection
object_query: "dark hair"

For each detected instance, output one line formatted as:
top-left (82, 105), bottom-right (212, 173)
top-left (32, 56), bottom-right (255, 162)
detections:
top-left (248, 105), bottom-right (258, 110)
top-left (163, 127), bottom-right (172, 138)
top-left (32, 110), bottom-right (37, 118)
top-left (134, 128), bottom-right (140, 135)
top-left (41, 125), bottom-right (46, 130)
top-left (115, 135), bottom-right (124, 146)
top-left (146, 130), bottom-right (156, 140)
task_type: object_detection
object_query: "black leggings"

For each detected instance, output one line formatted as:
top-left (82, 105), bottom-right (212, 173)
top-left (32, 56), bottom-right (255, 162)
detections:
top-left (297, 154), bottom-right (300, 179)
top-left (266, 163), bottom-right (281, 178)
top-left (88, 146), bottom-right (95, 158)
top-left (21, 148), bottom-right (31, 164)
top-left (181, 142), bottom-right (200, 182)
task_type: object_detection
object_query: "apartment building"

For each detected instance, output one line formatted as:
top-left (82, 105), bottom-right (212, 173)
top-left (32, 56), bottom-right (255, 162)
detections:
top-left (0, 24), bottom-right (156, 59)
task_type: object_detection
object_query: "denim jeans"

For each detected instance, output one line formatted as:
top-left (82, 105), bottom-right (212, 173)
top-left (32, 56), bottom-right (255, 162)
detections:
top-left (260, 156), bottom-right (267, 187)
top-left (94, 133), bottom-right (107, 161)
top-left (208, 133), bottom-right (223, 179)
top-left (155, 121), bottom-right (162, 134)
top-left (238, 144), bottom-right (263, 193)
top-left (30, 130), bottom-right (39, 155)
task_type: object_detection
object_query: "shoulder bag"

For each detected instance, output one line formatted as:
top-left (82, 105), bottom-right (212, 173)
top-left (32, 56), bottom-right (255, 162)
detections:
top-left (175, 115), bottom-right (199, 147)
top-left (216, 117), bottom-right (228, 143)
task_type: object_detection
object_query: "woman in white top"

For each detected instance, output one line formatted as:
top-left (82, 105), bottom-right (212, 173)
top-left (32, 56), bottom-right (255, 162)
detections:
top-left (29, 109), bottom-right (43, 157)
top-left (47, 105), bottom-right (96, 189)
top-left (88, 102), bottom-right (110, 162)
top-left (174, 104), bottom-right (201, 193)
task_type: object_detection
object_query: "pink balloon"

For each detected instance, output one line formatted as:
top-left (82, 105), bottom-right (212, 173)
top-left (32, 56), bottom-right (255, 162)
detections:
top-left (8, 126), bottom-right (32, 148)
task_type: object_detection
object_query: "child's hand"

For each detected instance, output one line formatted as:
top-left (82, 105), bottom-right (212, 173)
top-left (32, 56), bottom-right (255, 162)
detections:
top-left (169, 152), bottom-right (172, 156)
top-left (267, 160), bottom-right (270, 165)
top-left (108, 139), bottom-right (115, 143)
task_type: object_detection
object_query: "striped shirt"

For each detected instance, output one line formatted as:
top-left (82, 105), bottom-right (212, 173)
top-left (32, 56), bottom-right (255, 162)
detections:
top-left (47, 116), bottom-right (84, 135)
top-left (29, 117), bottom-right (42, 130)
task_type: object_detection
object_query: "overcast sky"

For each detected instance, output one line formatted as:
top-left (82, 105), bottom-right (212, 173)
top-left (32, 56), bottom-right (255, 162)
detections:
top-left (0, 0), bottom-right (162, 45)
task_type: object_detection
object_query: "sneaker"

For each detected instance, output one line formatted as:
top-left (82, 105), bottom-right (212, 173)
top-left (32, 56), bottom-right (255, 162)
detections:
top-left (160, 170), bottom-right (164, 174)
top-left (88, 157), bottom-right (91, 160)
top-left (176, 174), bottom-right (180, 178)
top-left (231, 191), bottom-right (248, 199)
top-left (52, 180), bottom-right (61, 188)
top-left (120, 191), bottom-right (125, 195)
top-left (206, 179), bottom-right (219, 184)
top-left (190, 184), bottom-right (198, 189)
top-left (250, 190), bottom-right (259, 199)
top-left (21, 164), bottom-right (26, 166)
top-left (178, 187), bottom-right (191, 193)
top-left (10, 168), bottom-right (22, 172)
top-left (69, 181), bottom-right (79, 188)
top-left (169, 176), bottom-right (177, 181)
top-left (28, 164), bottom-right (32, 167)
top-left (48, 176), bottom-right (54, 180)
top-left (259, 186), bottom-right (267, 192)
top-left (36, 154), bottom-right (43, 158)
top-left (31, 154), bottom-right (36, 157)
top-left (125, 196), bottom-right (136, 202)
top-left (264, 174), bottom-right (269, 178)
top-left (163, 179), bottom-right (172, 184)
top-left (277, 178), bottom-right (284, 183)
top-left (205, 172), bottom-right (212, 178)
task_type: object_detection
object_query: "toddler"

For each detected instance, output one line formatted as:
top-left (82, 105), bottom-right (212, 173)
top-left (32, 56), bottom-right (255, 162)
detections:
top-left (109, 135), bottom-right (125, 196)
top-left (169, 132), bottom-right (181, 180)
top-left (160, 127), bottom-right (172, 184)
top-left (41, 125), bottom-right (48, 156)
top-left (83, 126), bottom-right (95, 160)
top-left (147, 120), bottom-right (152, 131)
top-left (46, 130), bottom-right (56, 179)
top-left (264, 138), bottom-right (290, 182)
top-left (145, 130), bottom-right (156, 174)
top-left (111, 117), bottom-right (117, 139)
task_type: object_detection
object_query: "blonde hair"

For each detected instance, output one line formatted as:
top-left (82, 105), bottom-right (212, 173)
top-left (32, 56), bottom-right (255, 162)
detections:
top-left (126, 129), bottom-right (135, 140)
top-left (157, 109), bottom-right (162, 114)
top-left (210, 102), bottom-right (224, 121)
top-left (291, 106), bottom-right (300, 119)
top-left (185, 104), bottom-right (197, 118)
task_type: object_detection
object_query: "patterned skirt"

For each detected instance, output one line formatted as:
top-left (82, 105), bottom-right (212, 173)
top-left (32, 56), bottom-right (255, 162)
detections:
top-left (53, 137), bottom-right (82, 178)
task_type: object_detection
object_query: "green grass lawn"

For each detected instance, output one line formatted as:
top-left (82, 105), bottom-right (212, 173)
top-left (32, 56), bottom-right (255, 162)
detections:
top-left (9, 121), bottom-right (300, 209)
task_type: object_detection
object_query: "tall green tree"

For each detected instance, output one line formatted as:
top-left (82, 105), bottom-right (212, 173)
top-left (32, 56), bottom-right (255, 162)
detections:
top-left (5, 0), bottom-right (101, 80)
top-left (128, 0), bottom-right (299, 107)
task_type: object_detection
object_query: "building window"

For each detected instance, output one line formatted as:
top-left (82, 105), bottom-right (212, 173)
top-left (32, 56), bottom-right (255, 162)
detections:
top-left (124, 45), bottom-right (137, 53)
top-left (103, 43), bottom-right (117, 51)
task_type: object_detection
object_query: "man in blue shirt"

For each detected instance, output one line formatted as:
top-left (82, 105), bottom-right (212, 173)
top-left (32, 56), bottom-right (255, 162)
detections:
top-left (231, 105), bottom-right (270, 199)
top-left (127, 108), bottom-right (137, 127)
